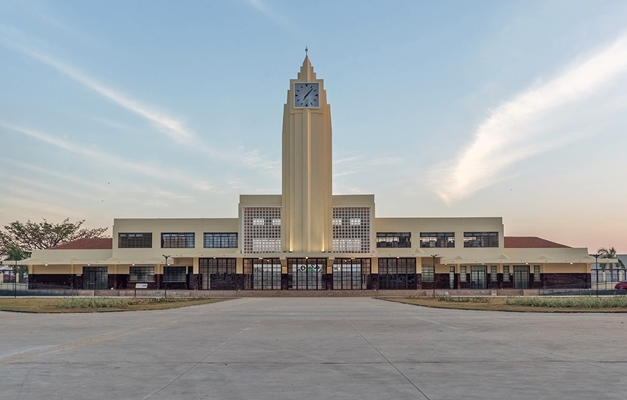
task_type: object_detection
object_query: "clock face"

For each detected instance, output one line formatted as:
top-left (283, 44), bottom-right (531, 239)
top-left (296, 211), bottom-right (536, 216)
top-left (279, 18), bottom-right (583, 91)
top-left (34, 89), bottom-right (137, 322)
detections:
top-left (294, 83), bottom-right (319, 108)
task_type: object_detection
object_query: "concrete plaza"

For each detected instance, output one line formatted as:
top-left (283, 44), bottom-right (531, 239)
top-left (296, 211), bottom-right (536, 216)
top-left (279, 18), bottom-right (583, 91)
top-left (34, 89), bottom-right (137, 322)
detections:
top-left (1, 298), bottom-right (626, 399)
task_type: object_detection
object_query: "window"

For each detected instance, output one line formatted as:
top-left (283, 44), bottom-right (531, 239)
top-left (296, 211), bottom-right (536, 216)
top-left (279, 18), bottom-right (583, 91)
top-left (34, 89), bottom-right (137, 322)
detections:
top-left (204, 233), bottom-right (238, 248)
top-left (288, 258), bottom-right (327, 290)
top-left (449, 266), bottom-right (455, 289)
top-left (164, 266), bottom-right (186, 283)
top-left (82, 266), bottom-right (108, 290)
top-left (333, 258), bottom-right (371, 290)
top-left (460, 266), bottom-right (467, 282)
top-left (243, 207), bottom-right (281, 253)
top-left (243, 258), bottom-right (282, 290)
top-left (376, 232), bottom-right (411, 248)
top-left (534, 265), bottom-right (541, 281)
top-left (422, 266), bottom-right (435, 283)
top-left (333, 207), bottom-right (371, 253)
top-left (378, 258), bottom-right (416, 290)
top-left (199, 258), bottom-right (237, 290)
top-left (463, 232), bottom-right (499, 248)
top-left (118, 233), bottom-right (152, 248)
top-left (490, 266), bottom-right (497, 282)
top-left (420, 232), bottom-right (454, 248)
top-left (161, 233), bottom-right (194, 248)
top-left (129, 266), bottom-right (155, 282)
top-left (503, 266), bottom-right (510, 282)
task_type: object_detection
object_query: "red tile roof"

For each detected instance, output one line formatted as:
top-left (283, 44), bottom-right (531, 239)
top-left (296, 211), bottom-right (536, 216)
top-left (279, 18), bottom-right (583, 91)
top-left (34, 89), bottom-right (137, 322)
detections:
top-left (504, 236), bottom-right (570, 249)
top-left (50, 238), bottom-right (113, 250)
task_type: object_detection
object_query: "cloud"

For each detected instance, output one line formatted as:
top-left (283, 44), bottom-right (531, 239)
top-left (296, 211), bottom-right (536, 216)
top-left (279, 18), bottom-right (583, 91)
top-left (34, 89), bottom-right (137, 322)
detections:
top-left (433, 34), bottom-right (627, 203)
top-left (242, 0), bottom-right (293, 31)
top-left (0, 122), bottom-right (215, 192)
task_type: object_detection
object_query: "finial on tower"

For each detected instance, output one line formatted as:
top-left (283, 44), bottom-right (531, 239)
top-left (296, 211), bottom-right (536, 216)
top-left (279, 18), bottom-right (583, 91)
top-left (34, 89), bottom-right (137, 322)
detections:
top-left (305, 46), bottom-right (308, 55)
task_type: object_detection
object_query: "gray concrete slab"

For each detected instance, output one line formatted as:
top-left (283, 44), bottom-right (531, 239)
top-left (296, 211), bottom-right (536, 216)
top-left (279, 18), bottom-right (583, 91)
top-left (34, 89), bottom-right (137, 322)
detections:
top-left (0, 297), bottom-right (626, 399)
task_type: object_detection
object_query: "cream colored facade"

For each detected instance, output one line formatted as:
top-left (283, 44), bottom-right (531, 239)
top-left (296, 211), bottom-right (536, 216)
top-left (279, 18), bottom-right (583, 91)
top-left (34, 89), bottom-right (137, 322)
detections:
top-left (25, 56), bottom-right (597, 291)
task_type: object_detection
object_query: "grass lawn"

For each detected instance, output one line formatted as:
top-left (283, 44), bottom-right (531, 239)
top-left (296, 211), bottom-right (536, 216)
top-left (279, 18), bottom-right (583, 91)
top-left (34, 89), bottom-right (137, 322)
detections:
top-left (0, 297), bottom-right (229, 313)
top-left (380, 296), bottom-right (627, 313)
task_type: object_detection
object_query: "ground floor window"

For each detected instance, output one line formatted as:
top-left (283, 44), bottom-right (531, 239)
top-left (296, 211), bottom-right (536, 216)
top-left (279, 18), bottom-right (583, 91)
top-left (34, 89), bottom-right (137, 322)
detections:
top-left (164, 266), bottom-right (186, 283)
top-left (333, 258), bottom-right (370, 289)
top-left (129, 266), bottom-right (155, 282)
top-left (288, 258), bottom-right (327, 290)
top-left (199, 258), bottom-right (236, 290)
top-left (460, 266), bottom-right (467, 282)
top-left (449, 266), bottom-right (455, 289)
top-left (83, 266), bottom-right (108, 290)
top-left (379, 258), bottom-right (416, 290)
top-left (243, 258), bottom-right (281, 289)
top-left (503, 266), bottom-right (510, 282)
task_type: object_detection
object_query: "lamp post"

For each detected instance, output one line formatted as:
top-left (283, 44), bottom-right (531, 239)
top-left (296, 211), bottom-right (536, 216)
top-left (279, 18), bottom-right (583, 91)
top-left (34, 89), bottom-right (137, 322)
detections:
top-left (163, 254), bottom-right (171, 298)
top-left (432, 254), bottom-right (439, 298)
top-left (592, 253), bottom-right (600, 298)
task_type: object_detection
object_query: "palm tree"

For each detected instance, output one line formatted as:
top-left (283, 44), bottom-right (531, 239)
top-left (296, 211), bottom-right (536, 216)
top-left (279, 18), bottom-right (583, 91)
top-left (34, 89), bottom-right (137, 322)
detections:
top-left (598, 247), bottom-right (626, 283)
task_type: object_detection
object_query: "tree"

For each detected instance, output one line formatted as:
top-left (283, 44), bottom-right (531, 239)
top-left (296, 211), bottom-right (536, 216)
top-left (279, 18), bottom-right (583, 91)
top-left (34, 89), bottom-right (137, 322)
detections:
top-left (0, 218), bottom-right (108, 258)
top-left (4, 242), bottom-right (29, 276)
top-left (598, 247), bottom-right (626, 282)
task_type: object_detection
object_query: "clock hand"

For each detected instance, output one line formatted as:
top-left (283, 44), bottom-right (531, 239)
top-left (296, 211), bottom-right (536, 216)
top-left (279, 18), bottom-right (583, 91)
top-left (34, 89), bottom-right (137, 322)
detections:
top-left (303, 88), bottom-right (314, 100)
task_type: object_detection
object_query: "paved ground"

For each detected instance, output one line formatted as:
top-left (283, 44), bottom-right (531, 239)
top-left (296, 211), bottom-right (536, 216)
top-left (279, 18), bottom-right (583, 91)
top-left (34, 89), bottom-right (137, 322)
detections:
top-left (1, 298), bottom-right (626, 400)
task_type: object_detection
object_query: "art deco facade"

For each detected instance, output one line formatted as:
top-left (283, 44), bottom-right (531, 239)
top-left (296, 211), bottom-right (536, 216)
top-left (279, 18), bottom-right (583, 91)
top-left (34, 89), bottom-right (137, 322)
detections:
top-left (25, 56), bottom-right (595, 292)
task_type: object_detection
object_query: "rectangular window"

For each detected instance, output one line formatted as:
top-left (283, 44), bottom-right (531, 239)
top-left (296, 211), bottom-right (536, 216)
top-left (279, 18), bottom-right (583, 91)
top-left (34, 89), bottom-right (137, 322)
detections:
top-left (164, 266), bottom-right (187, 283)
top-left (271, 218), bottom-right (281, 226)
top-left (419, 232), bottom-right (455, 248)
top-left (199, 258), bottom-right (237, 290)
top-left (534, 265), bottom-right (541, 281)
top-left (204, 233), bottom-right (238, 248)
top-left (376, 232), bottom-right (411, 248)
top-left (129, 266), bottom-right (155, 282)
top-left (332, 218), bottom-right (342, 226)
top-left (422, 266), bottom-right (435, 283)
top-left (378, 258), bottom-right (416, 290)
top-left (161, 233), bottom-right (194, 248)
top-left (460, 266), bottom-right (467, 282)
top-left (503, 266), bottom-right (510, 282)
top-left (449, 266), bottom-right (455, 289)
top-left (491, 266), bottom-right (497, 282)
top-left (118, 233), bottom-right (152, 248)
top-left (463, 232), bottom-right (499, 248)
top-left (252, 218), bottom-right (265, 226)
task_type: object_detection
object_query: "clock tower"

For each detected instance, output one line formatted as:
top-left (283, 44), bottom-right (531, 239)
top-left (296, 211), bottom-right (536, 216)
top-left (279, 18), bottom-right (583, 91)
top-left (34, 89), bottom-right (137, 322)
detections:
top-left (282, 54), bottom-right (333, 253)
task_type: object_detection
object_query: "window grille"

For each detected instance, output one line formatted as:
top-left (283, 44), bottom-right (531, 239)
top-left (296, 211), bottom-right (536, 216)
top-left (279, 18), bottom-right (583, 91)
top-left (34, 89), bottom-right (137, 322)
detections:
top-left (243, 207), bottom-right (281, 253)
top-left (129, 266), bottom-right (155, 282)
top-left (118, 233), bottom-right (152, 248)
top-left (460, 266), bottom-right (467, 282)
top-left (204, 233), bottom-right (238, 248)
top-left (332, 207), bottom-right (371, 253)
top-left (164, 266), bottom-right (187, 283)
top-left (534, 265), bottom-right (541, 281)
top-left (161, 233), bottom-right (194, 248)
top-left (450, 266), bottom-right (455, 289)
top-left (422, 266), bottom-right (435, 283)
top-left (503, 266), bottom-right (510, 282)
top-left (490, 266), bottom-right (497, 282)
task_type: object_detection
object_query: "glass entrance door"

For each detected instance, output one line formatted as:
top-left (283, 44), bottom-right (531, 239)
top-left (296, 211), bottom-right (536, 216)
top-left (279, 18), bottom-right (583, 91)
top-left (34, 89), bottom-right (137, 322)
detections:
top-left (83, 266), bottom-right (108, 290)
top-left (288, 258), bottom-right (327, 289)
top-left (513, 266), bottom-right (530, 289)
top-left (470, 266), bottom-right (487, 289)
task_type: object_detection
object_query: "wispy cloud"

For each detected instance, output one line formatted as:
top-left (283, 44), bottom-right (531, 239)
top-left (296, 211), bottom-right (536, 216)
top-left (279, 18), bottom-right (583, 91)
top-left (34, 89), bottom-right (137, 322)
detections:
top-left (242, 0), bottom-right (293, 31)
top-left (433, 34), bottom-right (627, 203)
top-left (0, 122), bottom-right (215, 192)
top-left (333, 154), bottom-right (403, 178)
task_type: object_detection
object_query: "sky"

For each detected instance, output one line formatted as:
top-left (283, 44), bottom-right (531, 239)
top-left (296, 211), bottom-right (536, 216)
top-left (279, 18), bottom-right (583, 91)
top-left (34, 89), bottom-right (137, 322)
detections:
top-left (1, 0), bottom-right (626, 253)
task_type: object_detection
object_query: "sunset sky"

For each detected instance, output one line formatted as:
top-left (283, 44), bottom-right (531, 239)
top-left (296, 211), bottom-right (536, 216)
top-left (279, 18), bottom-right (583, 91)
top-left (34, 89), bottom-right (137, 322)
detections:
top-left (1, 0), bottom-right (626, 252)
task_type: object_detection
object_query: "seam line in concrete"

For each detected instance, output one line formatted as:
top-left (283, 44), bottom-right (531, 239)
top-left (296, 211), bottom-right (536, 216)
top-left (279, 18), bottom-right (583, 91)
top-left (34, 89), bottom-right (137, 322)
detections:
top-left (335, 311), bottom-right (431, 400)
